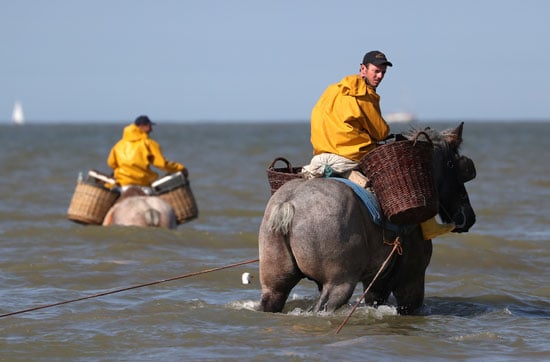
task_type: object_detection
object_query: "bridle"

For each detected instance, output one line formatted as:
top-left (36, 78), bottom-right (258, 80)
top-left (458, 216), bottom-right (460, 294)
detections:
top-left (438, 149), bottom-right (476, 228)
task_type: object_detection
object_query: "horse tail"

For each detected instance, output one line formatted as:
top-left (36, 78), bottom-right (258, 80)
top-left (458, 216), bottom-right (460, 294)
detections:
top-left (266, 202), bottom-right (294, 235)
top-left (144, 209), bottom-right (161, 227)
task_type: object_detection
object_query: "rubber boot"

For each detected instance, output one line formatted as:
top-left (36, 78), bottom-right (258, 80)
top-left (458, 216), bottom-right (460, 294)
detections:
top-left (420, 217), bottom-right (455, 240)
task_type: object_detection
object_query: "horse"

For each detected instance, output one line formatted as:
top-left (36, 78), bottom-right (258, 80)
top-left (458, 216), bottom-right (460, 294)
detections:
top-left (102, 186), bottom-right (177, 229)
top-left (258, 122), bottom-right (476, 314)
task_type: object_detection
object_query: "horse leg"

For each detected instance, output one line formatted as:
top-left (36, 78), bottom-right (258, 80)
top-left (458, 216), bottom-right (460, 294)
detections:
top-left (362, 286), bottom-right (391, 307)
top-left (259, 277), bottom-right (301, 313)
top-left (392, 276), bottom-right (426, 314)
top-left (259, 264), bottom-right (301, 313)
top-left (392, 232), bottom-right (432, 314)
top-left (259, 233), bottom-right (302, 312)
top-left (313, 282), bottom-right (356, 313)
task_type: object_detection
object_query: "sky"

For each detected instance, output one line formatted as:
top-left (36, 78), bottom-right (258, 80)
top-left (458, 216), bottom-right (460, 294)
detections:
top-left (2, 0), bottom-right (550, 123)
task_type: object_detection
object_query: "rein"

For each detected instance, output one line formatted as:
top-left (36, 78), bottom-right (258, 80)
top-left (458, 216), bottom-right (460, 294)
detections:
top-left (335, 236), bottom-right (402, 334)
top-left (0, 258), bottom-right (259, 318)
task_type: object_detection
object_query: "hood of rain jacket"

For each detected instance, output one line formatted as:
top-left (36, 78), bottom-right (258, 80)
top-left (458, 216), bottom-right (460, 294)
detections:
top-left (107, 124), bottom-right (184, 186)
top-left (310, 74), bottom-right (390, 162)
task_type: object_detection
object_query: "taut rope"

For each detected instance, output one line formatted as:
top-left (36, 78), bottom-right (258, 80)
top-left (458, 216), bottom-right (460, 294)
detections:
top-left (335, 237), bottom-right (402, 334)
top-left (0, 258), bottom-right (259, 318)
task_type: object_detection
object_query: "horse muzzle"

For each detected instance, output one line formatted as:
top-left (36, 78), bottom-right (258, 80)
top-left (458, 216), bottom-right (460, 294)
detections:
top-left (451, 205), bottom-right (476, 233)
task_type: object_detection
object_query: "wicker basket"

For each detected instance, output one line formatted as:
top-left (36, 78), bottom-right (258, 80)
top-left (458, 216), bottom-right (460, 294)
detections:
top-left (266, 157), bottom-right (304, 195)
top-left (154, 173), bottom-right (198, 224)
top-left (359, 132), bottom-right (437, 224)
top-left (67, 182), bottom-right (119, 225)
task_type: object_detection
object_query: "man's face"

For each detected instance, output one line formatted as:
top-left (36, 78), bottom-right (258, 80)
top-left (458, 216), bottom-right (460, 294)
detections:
top-left (360, 63), bottom-right (387, 88)
top-left (138, 124), bottom-right (152, 134)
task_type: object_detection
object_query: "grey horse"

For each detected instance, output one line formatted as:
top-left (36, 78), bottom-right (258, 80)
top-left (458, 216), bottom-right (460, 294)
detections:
top-left (258, 123), bottom-right (476, 314)
top-left (102, 187), bottom-right (177, 228)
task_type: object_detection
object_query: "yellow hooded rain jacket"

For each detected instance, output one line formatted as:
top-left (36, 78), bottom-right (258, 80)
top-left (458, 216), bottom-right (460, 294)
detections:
top-left (310, 74), bottom-right (390, 162)
top-left (107, 124), bottom-right (184, 187)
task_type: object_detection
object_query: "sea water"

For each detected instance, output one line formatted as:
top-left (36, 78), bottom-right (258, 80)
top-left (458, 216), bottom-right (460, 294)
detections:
top-left (0, 121), bottom-right (548, 361)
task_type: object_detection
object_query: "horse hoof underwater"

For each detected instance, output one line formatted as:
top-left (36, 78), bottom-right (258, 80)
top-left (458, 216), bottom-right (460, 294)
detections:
top-left (102, 187), bottom-right (177, 229)
top-left (258, 123), bottom-right (476, 314)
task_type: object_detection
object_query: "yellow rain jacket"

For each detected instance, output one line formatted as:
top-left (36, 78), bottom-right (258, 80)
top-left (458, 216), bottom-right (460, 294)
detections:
top-left (311, 74), bottom-right (390, 162)
top-left (107, 124), bottom-right (184, 187)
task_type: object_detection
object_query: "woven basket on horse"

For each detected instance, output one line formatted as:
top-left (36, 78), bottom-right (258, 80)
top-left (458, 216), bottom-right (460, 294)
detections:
top-left (266, 157), bottom-right (304, 195)
top-left (152, 172), bottom-right (198, 224)
top-left (67, 172), bottom-right (120, 225)
top-left (359, 132), bottom-right (437, 225)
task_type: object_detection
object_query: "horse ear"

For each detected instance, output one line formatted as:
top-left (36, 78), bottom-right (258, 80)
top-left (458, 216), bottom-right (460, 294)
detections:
top-left (447, 122), bottom-right (464, 148)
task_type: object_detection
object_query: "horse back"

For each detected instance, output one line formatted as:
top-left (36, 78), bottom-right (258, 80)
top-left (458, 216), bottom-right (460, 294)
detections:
top-left (260, 178), bottom-right (385, 281)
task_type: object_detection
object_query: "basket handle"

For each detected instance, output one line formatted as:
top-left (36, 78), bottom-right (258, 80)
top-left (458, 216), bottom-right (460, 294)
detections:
top-left (412, 131), bottom-right (433, 146)
top-left (269, 157), bottom-right (293, 171)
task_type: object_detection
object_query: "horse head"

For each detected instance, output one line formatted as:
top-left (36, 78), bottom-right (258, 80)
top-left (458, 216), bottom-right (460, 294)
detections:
top-left (419, 122), bottom-right (476, 232)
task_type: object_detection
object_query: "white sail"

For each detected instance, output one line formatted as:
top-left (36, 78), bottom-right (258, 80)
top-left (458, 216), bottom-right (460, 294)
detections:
top-left (12, 101), bottom-right (25, 125)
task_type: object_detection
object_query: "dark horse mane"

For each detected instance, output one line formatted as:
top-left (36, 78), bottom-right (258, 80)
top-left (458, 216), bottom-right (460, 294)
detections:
top-left (403, 125), bottom-right (463, 152)
top-left (116, 186), bottom-right (148, 204)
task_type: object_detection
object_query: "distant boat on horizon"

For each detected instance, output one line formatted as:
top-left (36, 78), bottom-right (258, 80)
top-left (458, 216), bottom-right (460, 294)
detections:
top-left (384, 111), bottom-right (416, 124)
top-left (12, 101), bottom-right (25, 125)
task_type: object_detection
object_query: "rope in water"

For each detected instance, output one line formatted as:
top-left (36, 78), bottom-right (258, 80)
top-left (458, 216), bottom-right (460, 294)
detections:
top-left (2, 239), bottom-right (403, 326)
top-left (335, 237), bottom-right (403, 334)
top-left (0, 258), bottom-right (259, 318)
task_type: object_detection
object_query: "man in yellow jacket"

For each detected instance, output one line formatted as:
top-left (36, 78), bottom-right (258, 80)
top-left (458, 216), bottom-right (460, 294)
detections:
top-left (306, 50), bottom-right (453, 240)
top-left (107, 115), bottom-right (187, 193)
top-left (310, 50), bottom-right (391, 162)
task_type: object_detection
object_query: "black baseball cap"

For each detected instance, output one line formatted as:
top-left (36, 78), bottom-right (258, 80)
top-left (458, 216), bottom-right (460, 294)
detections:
top-left (134, 115), bottom-right (156, 126)
top-left (362, 51), bottom-right (393, 67)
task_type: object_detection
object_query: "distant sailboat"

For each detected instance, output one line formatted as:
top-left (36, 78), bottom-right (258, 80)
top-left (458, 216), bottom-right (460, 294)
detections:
top-left (12, 101), bottom-right (25, 125)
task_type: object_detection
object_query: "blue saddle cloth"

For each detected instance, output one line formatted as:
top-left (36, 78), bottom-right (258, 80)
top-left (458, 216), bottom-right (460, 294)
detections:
top-left (331, 177), bottom-right (408, 234)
